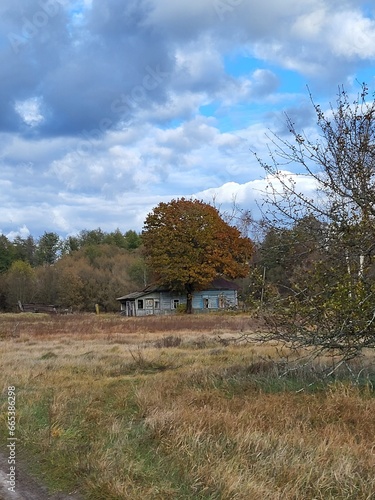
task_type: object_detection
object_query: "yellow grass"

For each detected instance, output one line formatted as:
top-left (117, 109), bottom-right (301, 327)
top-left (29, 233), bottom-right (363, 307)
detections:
top-left (0, 313), bottom-right (374, 499)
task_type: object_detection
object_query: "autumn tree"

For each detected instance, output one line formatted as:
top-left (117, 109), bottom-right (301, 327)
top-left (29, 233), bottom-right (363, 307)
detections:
top-left (6, 260), bottom-right (36, 307)
top-left (55, 244), bottom-right (146, 311)
top-left (142, 198), bottom-right (253, 313)
top-left (34, 265), bottom-right (59, 304)
top-left (255, 83), bottom-right (375, 361)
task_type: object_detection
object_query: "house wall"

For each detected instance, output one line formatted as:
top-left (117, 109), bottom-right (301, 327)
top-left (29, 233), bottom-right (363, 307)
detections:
top-left (120, 289), bottom-right (237, 316)
top-left (192, 289), bottom-right (237, 311)
top-left (135, 292), bottom-right (161, 316)
top-left (123, 291), bottom-right (186, 317)
top-left (160, 292), bottom-right (186, 312)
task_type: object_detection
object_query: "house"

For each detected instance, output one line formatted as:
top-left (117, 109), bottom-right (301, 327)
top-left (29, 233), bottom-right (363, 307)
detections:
top-left (116, 277), bottom-right (239, 316)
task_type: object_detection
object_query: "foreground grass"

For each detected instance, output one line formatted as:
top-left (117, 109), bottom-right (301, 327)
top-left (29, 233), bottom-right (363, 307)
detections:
top-left (0, 313), bottom-right (374, 499)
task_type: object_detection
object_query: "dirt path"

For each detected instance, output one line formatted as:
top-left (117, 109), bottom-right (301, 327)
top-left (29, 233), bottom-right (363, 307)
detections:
top-left (0, 453), bottom-right (81, 500)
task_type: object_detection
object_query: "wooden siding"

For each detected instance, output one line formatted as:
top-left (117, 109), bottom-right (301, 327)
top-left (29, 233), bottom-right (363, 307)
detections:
top-left (120, 288), bottom-right (237, 316)
top-left (192, 290), bottom-right (237, 310)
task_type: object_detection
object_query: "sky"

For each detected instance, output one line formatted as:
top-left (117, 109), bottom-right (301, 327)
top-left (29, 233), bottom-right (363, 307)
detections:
top-left (1, 0), bottom-right (375, 239)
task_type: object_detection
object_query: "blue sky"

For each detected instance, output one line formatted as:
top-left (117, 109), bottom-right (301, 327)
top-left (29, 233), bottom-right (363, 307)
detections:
top-left (0, 0), bottom-right (375, 239)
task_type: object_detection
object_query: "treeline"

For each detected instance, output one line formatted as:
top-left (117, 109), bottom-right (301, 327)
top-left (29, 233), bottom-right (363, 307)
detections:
top-left (1, 218), bottom-right (360, 314)
top-left (0, 228), bottom-right (146, 312)
top-left (244, 213), bottom-right (375, 315)
top-left (238, 217), bottom-right (319, 308)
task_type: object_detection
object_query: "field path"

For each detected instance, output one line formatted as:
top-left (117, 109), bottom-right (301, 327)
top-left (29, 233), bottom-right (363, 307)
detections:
top-left (0, 453), bottom-right (80, 500)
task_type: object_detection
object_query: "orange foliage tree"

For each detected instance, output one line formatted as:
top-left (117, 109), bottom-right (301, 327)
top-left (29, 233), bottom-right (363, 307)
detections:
top-left (142, 198), bottom-right (253, 313)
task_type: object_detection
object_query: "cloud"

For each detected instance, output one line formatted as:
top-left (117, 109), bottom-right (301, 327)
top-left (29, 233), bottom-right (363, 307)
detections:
top-left (1, 1), bottom-right (371, 135)
top-left (251, 3), bottom-right (375, 81)
top-left (173, 39), bottom-right (225, 93)
top-left (328, 11), bottom-right (375, 59)
top-left (5, 224), bottom-right (31, 241)
top-left (1, 0), bottom-right (374, 139)
top-left (14, 97), bottom-right (45, 127)
top-left (195, 171), bottom-right (319, 218)
top-left (1, 0), bottom-right (174, 137)
top-left (0, 0), bottom-right (374, 238)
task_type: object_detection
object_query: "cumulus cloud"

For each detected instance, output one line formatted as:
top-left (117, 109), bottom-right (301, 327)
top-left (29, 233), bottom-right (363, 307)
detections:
top-left (328, 11), bottom-right (375, 59)
top-left (14, 97), bottom-right (45, 127)
top-left (5, 224), bottom-right (31, 242)
top-left (0, 0), bottom-right (374, 236)
top-left (195, 171), bottom-right (320, 218)
top-left (1, 0), bottom-right (373, 137)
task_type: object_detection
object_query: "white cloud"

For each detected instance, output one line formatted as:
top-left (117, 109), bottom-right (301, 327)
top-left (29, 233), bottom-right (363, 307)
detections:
top-left (291, 7), bottom-right (327, 39)
top-left (6, 225), bottom-right (31, 241)
top-left (218, 69), bottom-right (280, 106)
top-left (328, 11), bottom-right (375, 59)
top-left (14, 97), bottom-right (45, 127)
top-left (174, 40), bottom-right (225, 92)
top-left (195, 171), bottom-right (319, 217)
top-left (1, 0), bottom-right (375, 238)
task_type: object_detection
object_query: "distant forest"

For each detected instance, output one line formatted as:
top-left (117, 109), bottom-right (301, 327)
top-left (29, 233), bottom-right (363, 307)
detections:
top-left (0, 228), bottom-right (146, 312)
top-left (0, 217), bottom-right (339, 314)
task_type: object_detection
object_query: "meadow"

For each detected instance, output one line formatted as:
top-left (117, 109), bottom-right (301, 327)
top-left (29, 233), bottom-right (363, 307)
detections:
top-left (0, 313), bottom-right (374, 499)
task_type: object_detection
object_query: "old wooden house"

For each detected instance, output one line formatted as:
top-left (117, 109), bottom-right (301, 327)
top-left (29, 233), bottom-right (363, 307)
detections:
top-left (117, 277), bottom-right (239, 316)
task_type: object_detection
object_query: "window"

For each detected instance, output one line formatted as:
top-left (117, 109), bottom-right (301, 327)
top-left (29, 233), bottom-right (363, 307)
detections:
top-left (145, 299), bottom-right (153, 309)
top-left (137, 299), bottom-right (144, 309)
top-left (203, 297), bottom-right (218, 309)
top-left (171, 299), bottom-right (179, 309)
top-left (154, 300), bottom-right (160, 309)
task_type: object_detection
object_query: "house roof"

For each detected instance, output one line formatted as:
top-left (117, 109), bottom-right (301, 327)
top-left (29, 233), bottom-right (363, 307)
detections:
top-left (116, 277), bottom-right (239, 301)
top-left (209, 277), bottom-right (239, 291)
top-left (116, 291), bottom-right (146, 301)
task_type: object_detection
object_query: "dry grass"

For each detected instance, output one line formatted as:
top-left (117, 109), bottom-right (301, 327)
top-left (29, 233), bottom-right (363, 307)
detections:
top-left (0, 313), bottom-right (374, 499)
top-left (0, 312), bottom-right (258, 341)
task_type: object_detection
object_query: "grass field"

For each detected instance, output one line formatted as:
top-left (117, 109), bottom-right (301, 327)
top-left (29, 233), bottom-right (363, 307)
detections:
top-left (0, 313), bottom-right (374, 499)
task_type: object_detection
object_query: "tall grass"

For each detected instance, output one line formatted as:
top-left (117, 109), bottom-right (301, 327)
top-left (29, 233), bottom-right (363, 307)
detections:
top-left (0, 313), bottom-right (374, 499)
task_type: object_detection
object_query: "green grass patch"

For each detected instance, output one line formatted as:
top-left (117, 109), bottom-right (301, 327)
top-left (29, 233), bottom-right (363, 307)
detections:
top-left (5, 377), bottom-right (221, 499)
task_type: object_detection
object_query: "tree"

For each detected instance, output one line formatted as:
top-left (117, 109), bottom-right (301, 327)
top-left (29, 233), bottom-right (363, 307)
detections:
top-left (258, 216), bottom-right (324, 295)
top-left (103, 229), bottom-right (142, 249)
top-left (124, 230), bottom-right (142, 250)
top-left (6, 260), bottom-right (36, 306)
top-left (77, 228), bottom-right (106, 247)
top-left (255, 83), bottom-right (375, 361)
top-left (55, 244), bottom-right (146, 311)
top-left (0, 235), bottom-right (15, 273)
top-left (13, 235), bottom-right (36, 266)
top-left (61, 235), bottom-right (80, 255)
top-left (34, 265), bottom-right (59, 304)
top-left (142, 198), bottom-right (253, 313)
top-left (35, 232), bottom-right (61, 265)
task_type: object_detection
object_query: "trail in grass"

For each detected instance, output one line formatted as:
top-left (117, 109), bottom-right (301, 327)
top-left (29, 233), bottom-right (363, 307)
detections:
top-left (0, 452), bottom-right (80, 500)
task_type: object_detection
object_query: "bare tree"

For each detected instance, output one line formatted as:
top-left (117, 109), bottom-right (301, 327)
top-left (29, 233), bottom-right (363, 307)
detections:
top-left (254, 83), bottom-right (375, 362)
